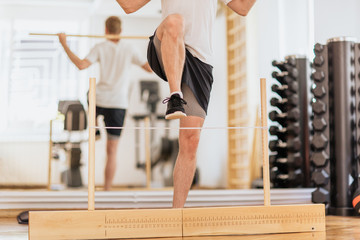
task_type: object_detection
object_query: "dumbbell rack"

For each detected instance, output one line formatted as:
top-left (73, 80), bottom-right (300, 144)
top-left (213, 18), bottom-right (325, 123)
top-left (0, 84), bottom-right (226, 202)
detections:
top-left (269, 56), bottom-right (311, 188)
top-left (311, 37), bottom-right (360, 216)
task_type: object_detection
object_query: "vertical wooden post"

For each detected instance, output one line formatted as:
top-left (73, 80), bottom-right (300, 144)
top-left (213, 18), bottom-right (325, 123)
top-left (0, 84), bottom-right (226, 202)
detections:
top-left (88, 77), bottom-right (96, 210)
top-left (260, 78), bottom-right (271, 206)
top-left (47, 120), bottom-right (53, 191)
top-left (145, 117), bottom-right (151, 188)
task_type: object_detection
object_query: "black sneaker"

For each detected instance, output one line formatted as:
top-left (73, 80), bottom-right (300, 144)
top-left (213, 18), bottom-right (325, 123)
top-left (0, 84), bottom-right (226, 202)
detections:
top-left (95, 129), bottom-right (101, 140)
top-left (162, 93), bottom-right (187, 120)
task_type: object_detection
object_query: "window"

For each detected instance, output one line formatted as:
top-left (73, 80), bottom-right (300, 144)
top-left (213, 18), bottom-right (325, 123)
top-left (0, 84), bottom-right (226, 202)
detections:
top-left (0, 19), bottom-right (90, 140)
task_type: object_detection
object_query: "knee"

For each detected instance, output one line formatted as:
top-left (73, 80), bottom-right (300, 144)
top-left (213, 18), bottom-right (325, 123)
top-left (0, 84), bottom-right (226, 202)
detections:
top-left (163, 14), bottom-right (184, 39)
top-left (106, 143), bottom-right (118, 156)
top-left (180, 132), bottom-right (200, 158)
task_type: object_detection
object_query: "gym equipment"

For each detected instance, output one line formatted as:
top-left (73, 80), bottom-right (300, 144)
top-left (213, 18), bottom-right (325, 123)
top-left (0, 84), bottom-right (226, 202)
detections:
top-left (311, 84), bottom-right (326, 98)
top-left (312, 117), bottom-right (327, 131)
top-left (133, 80), bottom-right (178, 187)
top-left (271, 82), bottom-right (298, 97)
top-left (270, 153), bottom-right (302, 168)
top-left (311, 169), bottom-right (329, 186)
top-left (270, 96), bottom-right (298, 112)
top-left (28, 78), bottom-right (325, 239)
top-left (353, 41), bottom-right (360, 215)
top-left (17, 211), bottom-right (29, 224)
top-left (268, 108), bottom-right (300, 123)
top-left (311, 71), bottom-right (325, 82)
top-left (311, 151), bottom-right (329, 168)
top-left (325, 38), bottom-right (354, 216)
top-left (48, 100), bottom-right (87, 189)
top-left (313, 55), bottom-right (324, 67)
top-left (352, 188), bottom-right (360, 214)
top-left (270, 168), bottom-right (303, 188)
top-left (310, 37), bottom-right (360, 216)
top-left (310, 39), bottom-right (331, 214)
top-left (269, 56), bottom-right (311, 188)
top-left (312, 187), bottom-right (330, 204)
top-left (132, 80), bottom-right (199, 188)
top-left (311, 99), bottom-right (327, 115)
top-left (29, 32), bottom-right (148, 39)
top-left (270, 96), bottom-right (298, 106)
top-left (269, 138), bottom-right (301, 153)
top-left (272, 71), bottom-right (298, 84)
top-left (272, 58), bottom-right (296, 71)
top-left (269, 124), bottom-right (300, 137)
top-left (311, 133), bottom-right (328, 151)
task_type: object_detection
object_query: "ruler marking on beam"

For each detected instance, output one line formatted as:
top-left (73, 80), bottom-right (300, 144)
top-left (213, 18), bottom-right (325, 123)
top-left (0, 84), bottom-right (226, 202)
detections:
top-left (183, 212), bottom-right (324, 227)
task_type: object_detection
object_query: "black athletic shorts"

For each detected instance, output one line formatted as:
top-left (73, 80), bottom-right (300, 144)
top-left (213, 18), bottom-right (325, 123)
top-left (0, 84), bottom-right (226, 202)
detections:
top-left (96, 106), bottom-right (126, 138)
top-left (147, 33), bottom-right (214, 114)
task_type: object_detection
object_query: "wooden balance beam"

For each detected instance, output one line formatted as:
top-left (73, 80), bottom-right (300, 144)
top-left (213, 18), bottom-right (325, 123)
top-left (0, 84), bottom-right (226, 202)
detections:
top-left (29, 78), bottom-right (325, 239)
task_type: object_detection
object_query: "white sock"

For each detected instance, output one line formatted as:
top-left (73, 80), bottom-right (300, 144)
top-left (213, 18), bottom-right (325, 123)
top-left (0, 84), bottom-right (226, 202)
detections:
top-left (170, 91), bottom-right (183, 99)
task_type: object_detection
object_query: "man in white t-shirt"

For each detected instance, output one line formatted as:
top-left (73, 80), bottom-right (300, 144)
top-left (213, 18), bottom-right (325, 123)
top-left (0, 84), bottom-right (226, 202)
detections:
top-left (116, 0), bottom-right (256, 207)
top-left (58, 16), bottom-right (152, 191)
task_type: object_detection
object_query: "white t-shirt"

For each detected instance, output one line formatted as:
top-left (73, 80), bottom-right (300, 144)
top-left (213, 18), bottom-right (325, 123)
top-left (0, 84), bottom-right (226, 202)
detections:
top-left (161, 0), bottom-right (232, 66)
top-left (86, 40), bottom-right (146, 109)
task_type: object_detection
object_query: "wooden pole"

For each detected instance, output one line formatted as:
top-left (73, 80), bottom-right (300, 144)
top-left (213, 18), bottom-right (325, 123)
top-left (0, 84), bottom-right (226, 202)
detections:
top-left (260, 78), bottom-right (271, 206)
top-left (47, 120), bottom-right (53, 191)
top-left (145, 117), bottom-right (151, 188)
top-left (29, 33), bottom-right (149, 40)
top-left (88, 77), bottom-right (96, 211)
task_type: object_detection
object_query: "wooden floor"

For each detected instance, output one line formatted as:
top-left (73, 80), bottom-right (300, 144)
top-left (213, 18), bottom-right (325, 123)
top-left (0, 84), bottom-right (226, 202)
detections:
top-left (0, 215), bottom-right (359, 240)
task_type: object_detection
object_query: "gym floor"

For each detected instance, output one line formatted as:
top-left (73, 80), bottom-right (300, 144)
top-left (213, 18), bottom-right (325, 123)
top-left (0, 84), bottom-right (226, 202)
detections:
top-left (0, 215), bottom-right (358, 240)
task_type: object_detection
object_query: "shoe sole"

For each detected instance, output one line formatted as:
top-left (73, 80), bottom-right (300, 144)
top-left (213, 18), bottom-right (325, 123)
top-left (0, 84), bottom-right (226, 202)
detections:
top-left (165, 111), bottom-right (187, 120)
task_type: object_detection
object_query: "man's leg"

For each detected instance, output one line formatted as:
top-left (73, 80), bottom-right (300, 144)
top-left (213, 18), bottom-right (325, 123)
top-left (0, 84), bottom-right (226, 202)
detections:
top-left (155, 14), bottom-right (185, 94)
top-left (104, 138), bottom-right (119, 191)
top-left (173, 116), bottom-right (204, 208)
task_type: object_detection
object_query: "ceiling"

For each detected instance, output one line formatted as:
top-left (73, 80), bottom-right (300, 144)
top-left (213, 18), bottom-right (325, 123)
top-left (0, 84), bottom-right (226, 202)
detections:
top-left (0, 0), bottom-right (162, 17)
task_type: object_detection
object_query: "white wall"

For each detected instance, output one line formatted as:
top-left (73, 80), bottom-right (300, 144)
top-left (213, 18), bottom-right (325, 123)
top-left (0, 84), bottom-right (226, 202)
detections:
top-left (197, 14), bottom-right (228, 188)
top-left (314, 0), bottom-right (360, 44)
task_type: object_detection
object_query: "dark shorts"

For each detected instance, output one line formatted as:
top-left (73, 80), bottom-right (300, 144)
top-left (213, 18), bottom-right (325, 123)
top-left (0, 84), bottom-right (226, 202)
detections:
top-left (147, 32), bottom-right (214, 116)
top-left (96, 106), bottom-right (126, 139)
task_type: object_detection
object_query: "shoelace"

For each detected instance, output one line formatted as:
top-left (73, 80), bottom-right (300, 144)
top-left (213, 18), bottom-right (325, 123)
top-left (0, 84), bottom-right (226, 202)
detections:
top-left (162, 95), bottom-right (187, 105)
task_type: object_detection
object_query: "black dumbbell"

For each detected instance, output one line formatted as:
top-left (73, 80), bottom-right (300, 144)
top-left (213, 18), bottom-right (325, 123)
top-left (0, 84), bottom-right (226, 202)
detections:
top-left (269, 108), bottom-right (300, 125)
top-left (311, 99), bottom-right (327, 115)
top-left (314, 43), bottom-right (324, 53)
top-left (272, 72), bottom-right (294, 85)
top-left (310, 150), bottom-right (329, 167)
top-left (270, 96), bottom-right (298, 112)
top-left (270, 168), bottom-right (303, 187)
top-left (272, 59), bottom-right (297, 71)
top-left (272, 70), bottom-right (298, 83)
top-left (311, 132), bottom-right (328, 150)
top-left (311, 84), bottom-right (326, 98)
top-left (285, 56), bottom-right (297, 67)
top-left (312, 117), bottom-right (327, 132)
top-left (269, 138), bottom-right (301, 152)
top-left (313, 55), bottom-right (324, 67)
top-left (311, 169), bottom-right (329, 186)
top-left (352, 188), bottom-right (360, 215)
top-left (271, 83), bottom-right (298, 98)
top-left (311, 71), bottom-right (325, 82)
top-left (270, 153), bottom-right (302, 168)
top-left (312, 187), bottom-right (330, 203)
top-left (269, 124), bottom-right (300, 139)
